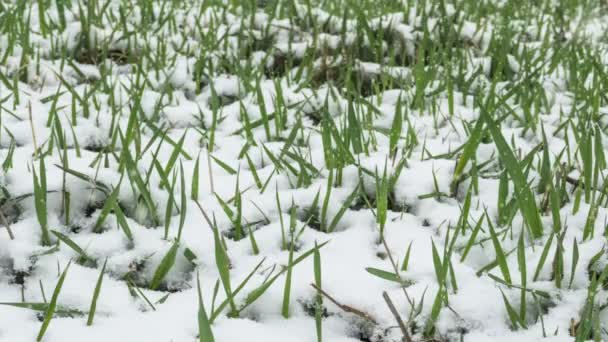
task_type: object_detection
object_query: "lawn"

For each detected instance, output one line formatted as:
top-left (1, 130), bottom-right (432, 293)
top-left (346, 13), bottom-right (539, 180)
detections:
top-left (0, 0), bottom-right (607, 341)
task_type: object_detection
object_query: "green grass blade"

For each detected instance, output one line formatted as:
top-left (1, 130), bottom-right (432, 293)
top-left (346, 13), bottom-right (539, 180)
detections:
top-left (149, 241), bottom-right (179, 290)
top-left (197, 273), bottom-right (215, 342)
top-left (87, 259), bottom-right (107, 326)
top-left (37, 261), bottom-right (71, 341)
top-left (488, 221), bottom-right (512, 284)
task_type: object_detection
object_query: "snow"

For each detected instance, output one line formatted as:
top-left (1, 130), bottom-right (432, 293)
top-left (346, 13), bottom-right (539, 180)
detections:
top-left (0, 0), bottom-right (607, 342)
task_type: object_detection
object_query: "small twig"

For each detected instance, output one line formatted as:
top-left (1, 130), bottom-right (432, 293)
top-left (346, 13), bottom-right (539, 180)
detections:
top-left (193, 199), bottom-right (214, 231)
top-left (381, 237), bottom-right (414, 307)
top-left (28, 101), bottom-right (39, 158)
top-left (382, 291), bottom-right (412, 342)
top-left (0, 209), bottom-right (14, 240)
top-left (310, 283), bottom-right (377, 324)
top-left (446, 304), bottom-right (463, 320)
top-left (565, 176), bottom-right (580, 188)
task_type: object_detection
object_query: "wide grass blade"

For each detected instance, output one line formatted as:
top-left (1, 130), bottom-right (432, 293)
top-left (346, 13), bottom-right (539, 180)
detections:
top-left (149, 241), bottom-right (179, 290)
top-left (197, 273), bottom-right (215, 342)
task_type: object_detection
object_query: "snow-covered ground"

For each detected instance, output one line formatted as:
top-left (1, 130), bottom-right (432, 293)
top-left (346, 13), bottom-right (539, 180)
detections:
top-left (1, 0), bottom-right (608, 341)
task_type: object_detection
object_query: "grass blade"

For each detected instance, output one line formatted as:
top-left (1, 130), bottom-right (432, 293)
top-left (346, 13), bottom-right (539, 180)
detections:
top-left (149, 241), bottom-right (179, 290)
top-left (37, 261), bottom-right (71, 341)
top-left (87, 259), bottom-right (107, 326)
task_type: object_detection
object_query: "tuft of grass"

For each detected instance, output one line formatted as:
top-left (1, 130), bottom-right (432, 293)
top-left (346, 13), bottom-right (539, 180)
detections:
top-left (483, 107), bottom-right (543, 239)
top-left (33, 158), bottom-right (51, 246)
